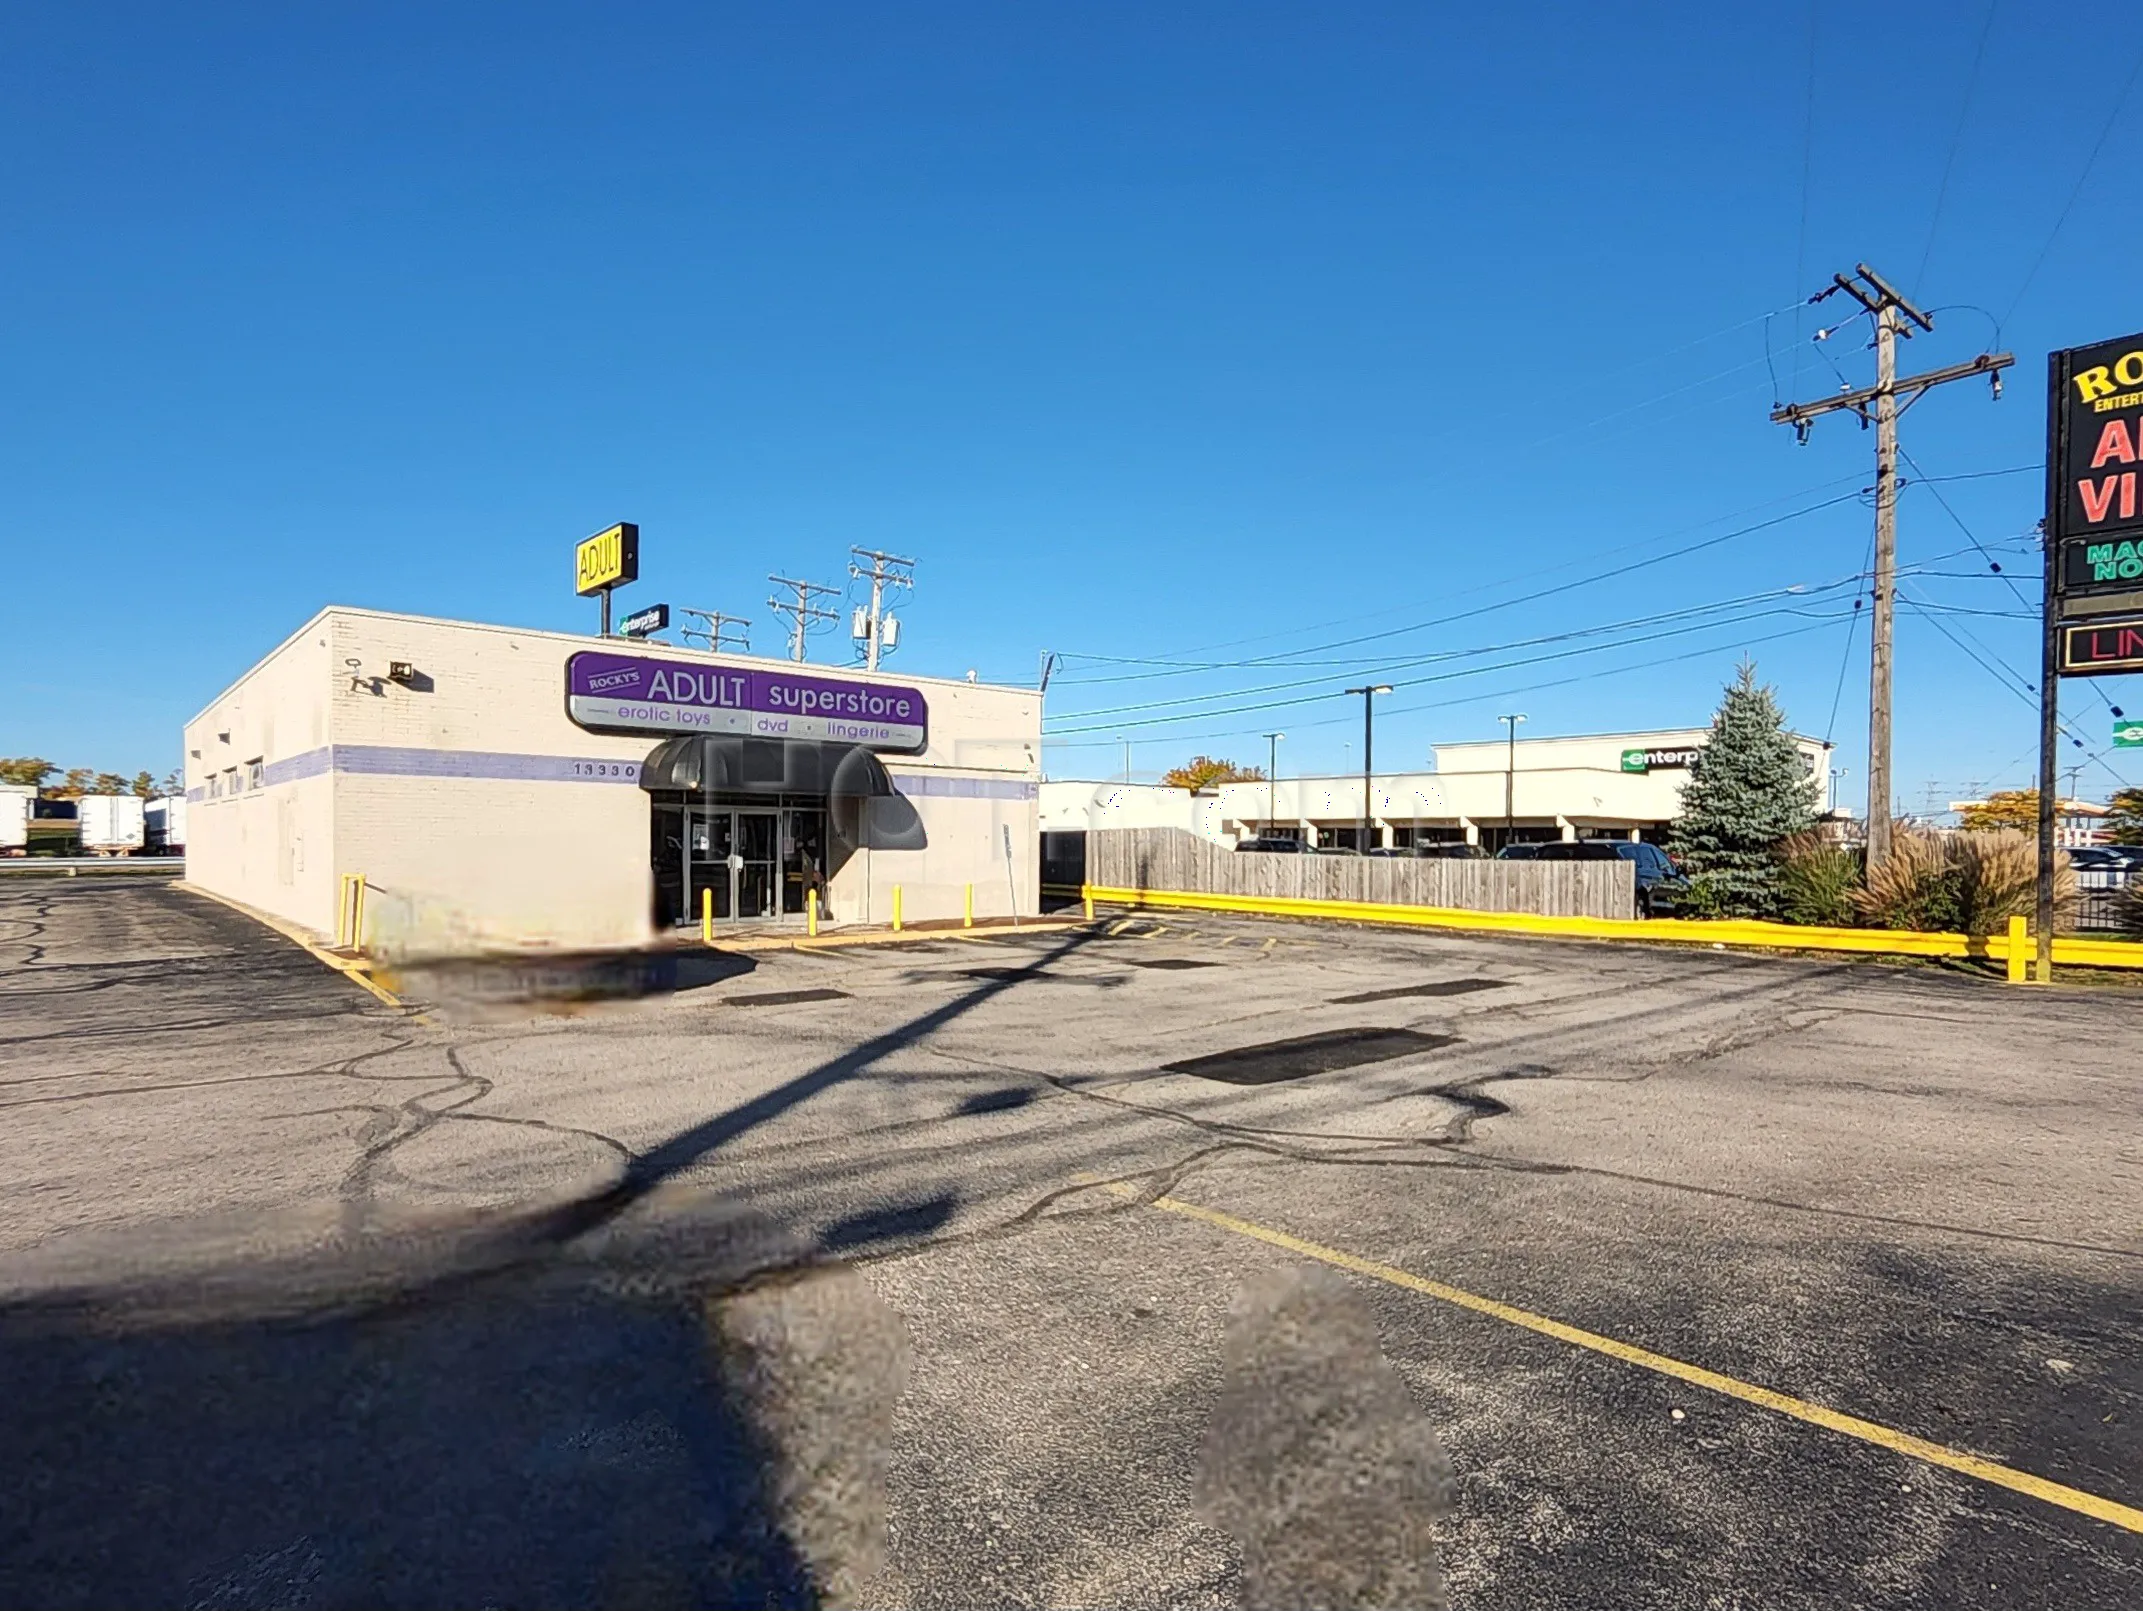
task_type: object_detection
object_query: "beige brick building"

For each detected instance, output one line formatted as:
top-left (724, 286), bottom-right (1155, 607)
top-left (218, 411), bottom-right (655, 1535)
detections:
top-left (183, 608), bottom-right (1041, 956)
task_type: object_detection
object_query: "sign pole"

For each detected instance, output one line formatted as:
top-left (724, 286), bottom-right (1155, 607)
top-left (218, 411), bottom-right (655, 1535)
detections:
top-left (600, 586), bottom-right (612, 639)
top-left (2036, 516), bottom-right (2060, 983)
top-left (2037, 347), bottom-right (2064, 983)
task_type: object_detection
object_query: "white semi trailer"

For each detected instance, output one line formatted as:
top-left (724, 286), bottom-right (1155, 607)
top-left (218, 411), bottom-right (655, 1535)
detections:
top-left (78, 794), bottom-right (146, 856)
top-left (145, 795), bottom-right (187, 854)
top-left (0, 785), bottom-right (32, 855)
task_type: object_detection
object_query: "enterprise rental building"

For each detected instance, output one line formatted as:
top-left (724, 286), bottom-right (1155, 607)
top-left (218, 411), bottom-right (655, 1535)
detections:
top-left (184, 607), bottom-right (1042, 955)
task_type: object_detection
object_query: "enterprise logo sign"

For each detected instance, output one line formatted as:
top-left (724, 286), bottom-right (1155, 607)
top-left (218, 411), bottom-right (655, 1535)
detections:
top-left (564, 650), bottom-right (929, 753)
top-left (1620, 746), bottom-right (1701, 774)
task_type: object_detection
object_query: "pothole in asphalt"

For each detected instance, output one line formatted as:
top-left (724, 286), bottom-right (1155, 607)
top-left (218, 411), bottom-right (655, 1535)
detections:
top-left (1163, 1027), bottom-right (1457, 1085)
top-left (955, 1086), bottom-right (1037, 1115)
top-left (722, 987), bottom-right (852, 1007)
top-left (1125, 958), bottom-right (1221, 971)
top-left (1328, 979), bottom-right (1510, 1005)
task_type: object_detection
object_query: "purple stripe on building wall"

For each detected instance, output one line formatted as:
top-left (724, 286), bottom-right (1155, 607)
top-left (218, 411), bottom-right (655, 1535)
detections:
top-left (265, 749), bottom-right (331, 788)
top-left (187, 744), bottom-right (1036, 801)
top-left (331, 746), bottom-right (645, 784)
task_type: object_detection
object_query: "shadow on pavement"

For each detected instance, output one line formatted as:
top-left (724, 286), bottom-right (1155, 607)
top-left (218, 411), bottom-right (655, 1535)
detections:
top-left (0, 1197), bottom-right (909, 1611)
top-left (0, 928), bottom-right (1105, 1609)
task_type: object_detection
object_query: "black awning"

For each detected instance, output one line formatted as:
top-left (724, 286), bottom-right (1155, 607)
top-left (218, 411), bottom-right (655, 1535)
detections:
top-left (638, 736), bottom-right (896, 799)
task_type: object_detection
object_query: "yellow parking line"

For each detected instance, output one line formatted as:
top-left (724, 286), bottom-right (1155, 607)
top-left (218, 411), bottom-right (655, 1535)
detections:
top-left (1148, 1194), bottom-right (2143, 1537)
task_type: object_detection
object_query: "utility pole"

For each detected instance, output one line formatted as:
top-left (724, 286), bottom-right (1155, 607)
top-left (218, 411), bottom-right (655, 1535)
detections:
top-left (1772, 264), bottom-right (2013, 870)
top-left (1499, 713), bottom-right (1526, 848)
top-left (1344, 685), bottom-right (1391, 852)
top-left (678, 608), bottom-right (752, 654)
top-left (766, 576), bottom-right (839, 663)
top-left (848, 548), bottom-right (915, 671)
top-left (1262, 731), bottom-right (1285, 832)
top-left (1122, 739), bottom-right (1132, 784)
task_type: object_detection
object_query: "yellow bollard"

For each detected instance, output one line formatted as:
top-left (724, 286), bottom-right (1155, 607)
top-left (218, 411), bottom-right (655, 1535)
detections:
top-left (964, 883), bottom-right (974, 928)
top-left (1083, 888), bottom-right (1094, 921)
top-left (2007, 914), bottom-right (2029, 985)
top-left (337, 874), bottom-right (367, 951)
top-left (892, 885), bottom-right (903, 932)
top-left (807, 888), bottom-right (819, 938)
top-left (701, 886), bottom-right (713, 945)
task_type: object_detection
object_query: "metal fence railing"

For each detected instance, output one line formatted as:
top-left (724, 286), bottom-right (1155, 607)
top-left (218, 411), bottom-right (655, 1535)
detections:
top-left (2073, 864), bottom-right (2134, 933)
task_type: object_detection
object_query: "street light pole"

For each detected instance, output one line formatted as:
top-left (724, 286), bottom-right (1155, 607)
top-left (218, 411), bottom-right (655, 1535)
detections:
top-left (1262, 731), bottom-right (1285, 834)
top-left (1343, 686), bottom-right (1391, 852)
top-left (1499, 714), bottom-right (1527, 848)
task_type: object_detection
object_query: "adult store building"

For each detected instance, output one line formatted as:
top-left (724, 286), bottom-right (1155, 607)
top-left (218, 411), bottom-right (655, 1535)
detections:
top-left (183, 608), bottom-right (1042, 955)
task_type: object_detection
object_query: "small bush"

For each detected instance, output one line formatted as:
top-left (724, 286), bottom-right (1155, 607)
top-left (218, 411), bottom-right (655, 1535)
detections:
top-left (1953, 829), bottom-right (2076, 936)
top-left (1850, 826), bottom-right (1961, 932)
top-left (1775, 831), bottom-right (1860, 927)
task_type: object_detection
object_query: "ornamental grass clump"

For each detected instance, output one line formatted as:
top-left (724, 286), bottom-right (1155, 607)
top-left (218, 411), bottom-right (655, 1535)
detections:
top-left (1849, 826), bottom-right (1960, 932)
top-left (1952, 829), bottom-right (2075, 936)
top-left (1774, 830), bottom-right (1859, 927)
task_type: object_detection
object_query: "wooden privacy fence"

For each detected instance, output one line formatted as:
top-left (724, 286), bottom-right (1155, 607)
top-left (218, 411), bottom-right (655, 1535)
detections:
top-left (1085, 828), bottom-right (1635, 920)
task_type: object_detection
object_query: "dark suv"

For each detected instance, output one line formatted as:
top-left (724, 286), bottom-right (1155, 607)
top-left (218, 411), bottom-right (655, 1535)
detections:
top-left (1530, 840), bottom-right (1688, 916)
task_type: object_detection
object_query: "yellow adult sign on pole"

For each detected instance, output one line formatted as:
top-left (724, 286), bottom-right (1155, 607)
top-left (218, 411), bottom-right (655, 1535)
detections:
top-left (575, 522), bottom-right (639, 636)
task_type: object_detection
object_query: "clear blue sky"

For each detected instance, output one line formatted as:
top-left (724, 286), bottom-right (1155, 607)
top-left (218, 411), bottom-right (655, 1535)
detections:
top-left (4, 2), bottom-right (2139, 810)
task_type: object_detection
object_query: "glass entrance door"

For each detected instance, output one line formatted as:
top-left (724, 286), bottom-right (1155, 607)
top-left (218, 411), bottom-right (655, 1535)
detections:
top-left (687, 809), bottom-right (736, 921)
top-left (734, 811), bottom-right (780, 920)
top-left (670, 804), bottom-right (817, 926)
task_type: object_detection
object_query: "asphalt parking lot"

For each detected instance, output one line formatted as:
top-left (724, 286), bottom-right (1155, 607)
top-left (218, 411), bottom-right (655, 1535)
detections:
top-left (0, 878), bottom-right (2138, 1609)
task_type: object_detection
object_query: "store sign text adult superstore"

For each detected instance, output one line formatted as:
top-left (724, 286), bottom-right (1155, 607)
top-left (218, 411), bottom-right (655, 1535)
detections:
top-left (565, 650), bottom-right (929, 752)
top-left (2052, 330), bottom-right (2143, 592)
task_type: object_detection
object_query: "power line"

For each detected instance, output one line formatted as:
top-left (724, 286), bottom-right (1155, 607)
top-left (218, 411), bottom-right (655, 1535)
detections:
top-left (1826, 521), bottom-right (1877, 743)
top-left (1046, 600), bottom-right (1863, 738)
top-left (1791, 0), bottom-right (1817, 400)
top-left (1914, 0), bottom-right (1998, 291)
top-left (1897, 594), bottom-right (2134, 791)
top-left (1043, 617), bottom-right (1856, 755)
top-left (1050, 579), bottom-right (1866, 727)
top-left (2002, 36), bottom-right (2143, 324)
top-left (1054, 485), bottom-right (1870, 685)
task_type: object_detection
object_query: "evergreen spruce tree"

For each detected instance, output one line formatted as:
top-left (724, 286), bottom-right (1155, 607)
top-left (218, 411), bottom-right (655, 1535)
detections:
top-left (1667, 662), bottom-right (1818, 917)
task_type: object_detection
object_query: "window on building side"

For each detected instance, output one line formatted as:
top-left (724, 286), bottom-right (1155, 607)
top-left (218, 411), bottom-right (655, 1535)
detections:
top-left (246, 759), bottom-right (265, 791)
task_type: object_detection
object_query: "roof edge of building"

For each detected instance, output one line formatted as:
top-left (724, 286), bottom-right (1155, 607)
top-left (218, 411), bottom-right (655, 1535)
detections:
top-left (188, 602), bottom-right (1041, 728)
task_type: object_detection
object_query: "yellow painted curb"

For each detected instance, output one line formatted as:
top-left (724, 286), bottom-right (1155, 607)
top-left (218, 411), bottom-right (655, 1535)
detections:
top-left (176, 882), bottom-right (409, 1010)
top-left (1081, 885), bottom-right (2143, 972)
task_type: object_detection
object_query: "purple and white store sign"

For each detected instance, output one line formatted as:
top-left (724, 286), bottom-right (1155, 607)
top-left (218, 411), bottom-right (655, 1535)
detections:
top-left (565, 650), bottom-right (929, 754)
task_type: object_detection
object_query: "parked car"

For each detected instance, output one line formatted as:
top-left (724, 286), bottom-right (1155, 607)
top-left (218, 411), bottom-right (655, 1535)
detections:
top-left (1530, 839), bottom-right (1689, 916)
top-left (1494, 843), bottom-right (1544, 860)
top-left (1234, 837), bottom-right (1309, 854)
top-left (1411, 842), bottom-right (1489, 860)
top-left (2067, 845), bottom-right (2142, 872)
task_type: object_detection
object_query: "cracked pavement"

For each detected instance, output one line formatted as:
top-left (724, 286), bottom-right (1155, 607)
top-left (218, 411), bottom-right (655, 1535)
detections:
top-left (0, 879), bottom-right (2138, 1608)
